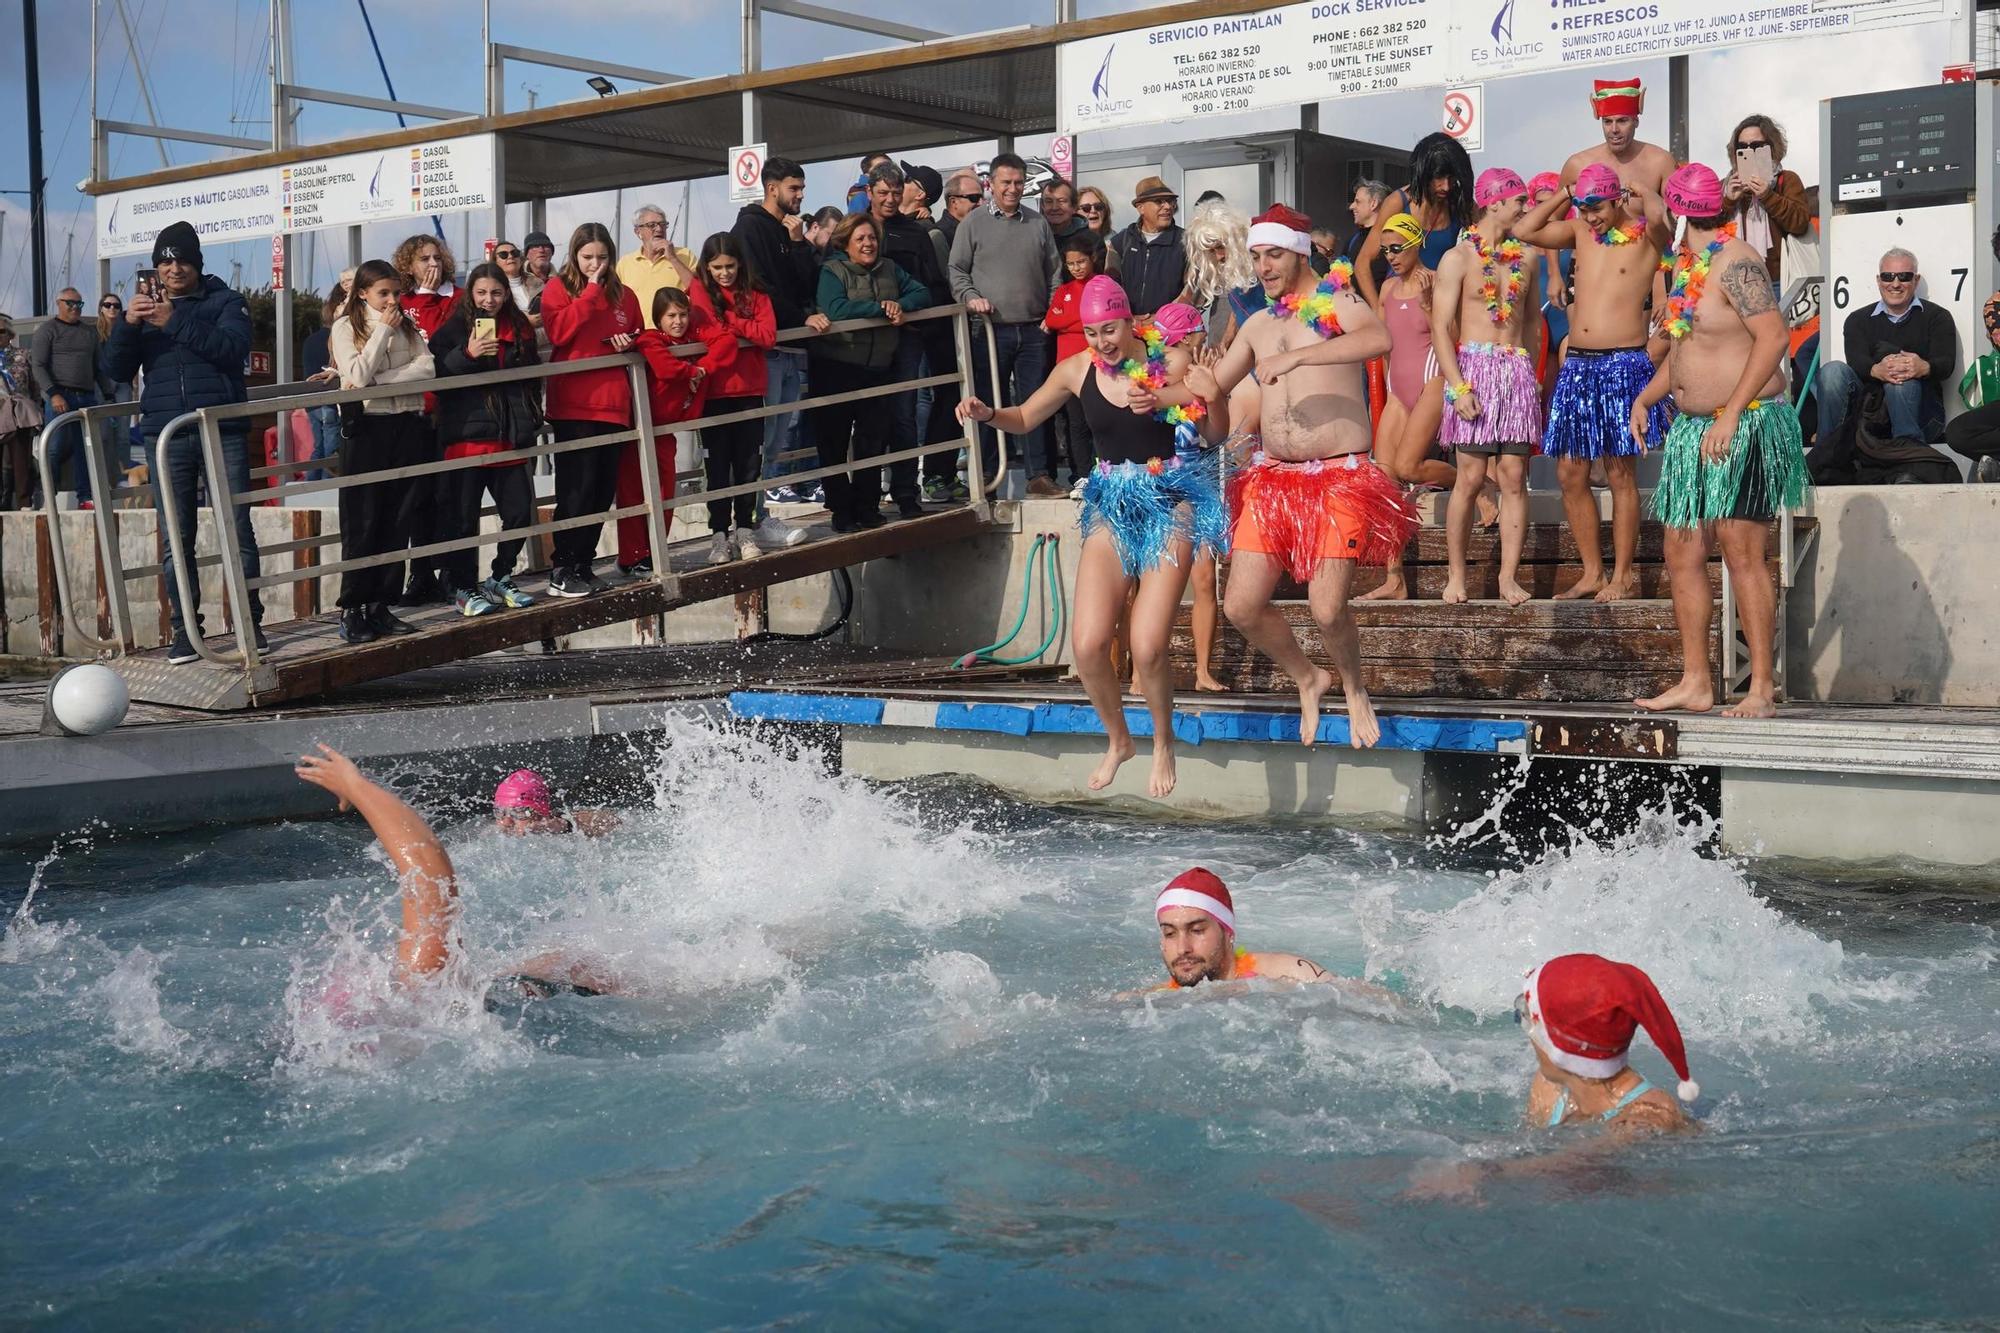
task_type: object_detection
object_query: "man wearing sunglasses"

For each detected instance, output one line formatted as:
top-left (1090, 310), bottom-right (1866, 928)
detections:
top-left (31, 287), bottom-right (111, 508)
top-left (937, 172), bottom-right (984, 249)
top-left (1814, 247), bottom-right (1957, 458)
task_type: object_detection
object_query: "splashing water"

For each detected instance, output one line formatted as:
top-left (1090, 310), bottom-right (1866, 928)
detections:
top-left (2, 722), bottom-right (1996, 1327)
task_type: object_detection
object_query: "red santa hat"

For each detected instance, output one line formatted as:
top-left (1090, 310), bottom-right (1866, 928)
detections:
top-left (1247, 205), bottom-right (1312, 256)
top-left (1521, 953), bottom-right (1699, 1102)
top-left (1156, 867), bottom-right (1235, 935)
top-left (1591, 77), bottom-right (1644, 119)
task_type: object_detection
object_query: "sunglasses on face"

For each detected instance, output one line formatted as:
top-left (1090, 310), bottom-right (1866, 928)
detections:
top-left (100, 301), bottom-right (121, 310)
top-left (1078, 204), bottom-right (1104, 214)
top-left (58, 299), bottom-right (83, 308)
top-left (636, 221), bottom-right (666, 231)
top-left (1879, 271), bottom-right (1916, 283)
top-left (493, 249), bottom-right (519, 259)
top-left (1732, 139), bottom-right (1767, 153)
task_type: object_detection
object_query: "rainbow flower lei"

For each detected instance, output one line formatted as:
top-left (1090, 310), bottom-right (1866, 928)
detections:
top-left (1659, 222), bottom-right (1738, 339)
top-left (1271, 259), bottom-right (1355, 339)
top-left (1594, 217), bottom-right (1646, 247)
top-left (1105, 319), bottom-right (1207, 426)
top-left (1470, 232), bottom-right (1527, 325)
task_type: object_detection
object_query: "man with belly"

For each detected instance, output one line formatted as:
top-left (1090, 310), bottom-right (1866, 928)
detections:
top-left (1631, 164), bottom-right (1809, 719)
top-left (1518, 166), bottom-right (1674, 602)
top-left (1191, 209), bottom-right (1416, 749)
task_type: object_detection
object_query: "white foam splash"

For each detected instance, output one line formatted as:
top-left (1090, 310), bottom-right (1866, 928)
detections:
top-left (95, 946), bottom-right (202, 1067)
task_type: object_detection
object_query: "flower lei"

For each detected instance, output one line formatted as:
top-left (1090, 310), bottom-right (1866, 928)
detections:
top-left (1594, 217), bottom-right (1646, 247)
top-left (1470, 232), bottom-right (1527, 325)
top-left (1271, 259), bottom-right (1354, 339)
top-left (1659, 222), bottom-right (1738, 339)
top-left (1098, 319), bottom-right (1206, 426)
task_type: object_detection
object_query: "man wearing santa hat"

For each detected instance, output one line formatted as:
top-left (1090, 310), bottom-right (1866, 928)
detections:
top-left (1517, 952), bottom-right (1698, 1131)
top-left (1149, 867), bottom-right (1391, 996)
top-left (1188, 206), bottom-right (1417, 752)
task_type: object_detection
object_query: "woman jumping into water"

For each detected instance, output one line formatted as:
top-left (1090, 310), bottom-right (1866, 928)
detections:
top-left (957, 277), bottom-right (1227, 799)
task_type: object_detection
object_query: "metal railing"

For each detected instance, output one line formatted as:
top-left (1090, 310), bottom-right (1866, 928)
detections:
top-left (35, 304), bottom-right (1011, 671)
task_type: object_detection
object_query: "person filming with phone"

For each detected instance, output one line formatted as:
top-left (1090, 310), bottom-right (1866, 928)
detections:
top-left (1722, 115), bottom-right (1812, 293)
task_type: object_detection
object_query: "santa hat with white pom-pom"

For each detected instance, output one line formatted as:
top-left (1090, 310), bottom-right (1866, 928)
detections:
top-left (1520, 953), bottom-right (1700, 1103)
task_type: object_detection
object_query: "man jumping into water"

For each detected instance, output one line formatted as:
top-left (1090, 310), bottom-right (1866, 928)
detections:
top-left (1149, 867), bottom-right (1384, 993)
top-left (1191, 207), bottom-right (1417, 749)
top-left (1631, 165), bottom-right (1809, 719)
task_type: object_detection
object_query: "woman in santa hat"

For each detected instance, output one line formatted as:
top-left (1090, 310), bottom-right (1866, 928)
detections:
top-left (1517, 953), bottom-right (1700, 1132)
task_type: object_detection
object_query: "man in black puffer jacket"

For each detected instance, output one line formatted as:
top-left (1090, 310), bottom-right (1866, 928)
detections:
top-left (102, 220), bottom-right (258, 664)
top-left (867, 162), bottom-right (958, 510)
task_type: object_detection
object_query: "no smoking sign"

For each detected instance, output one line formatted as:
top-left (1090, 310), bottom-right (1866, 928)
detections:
top-left (728, 141), bottom-right (767, 203)
top-left (1442, 85), bottom-right (1483, 154)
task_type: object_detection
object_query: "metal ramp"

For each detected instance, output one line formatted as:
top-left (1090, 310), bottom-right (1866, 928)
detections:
top-left (109, 505), bottom-right (988, 711)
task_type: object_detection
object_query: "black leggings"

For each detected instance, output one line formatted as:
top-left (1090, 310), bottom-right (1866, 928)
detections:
top-left (337, 412), bottom-right (427, 609)
top-left (703, 395), bottom-right (763, 532)
top-left (810, 358), bottom-right (894, 523)
top-left (441, 461), bottom-right (535, 592)
top-left (1945, 400), bottom-right (2000, 462)
top-left (550, 419), bottom-right (624, 572)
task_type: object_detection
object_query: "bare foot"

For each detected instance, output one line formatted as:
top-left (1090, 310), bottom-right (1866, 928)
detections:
top-left (1722, 691), bottom-right (1777, 719)
top-left (1554, 573), bottom-right (1604, 600)
top-left (1499, 578), bottom-right (1532, 607)
top-left (1297, 666), bottom-right (1335, 747)
top-left (1635, 677), bottom-right (1715, 714)
top-left (1087, 736), bottom-right (1138, 790)
top-left (1594, 572), bottom-right (1638, 603)
top-left (1358, 575), bottom-right (1407, 601)
top-left (1148, 746), bottom-right (1178, 798)
top-left (1441, 576), bottom-right (1468, 605)
top-left (1194, 673), bottom-right (1230, 693)
top-left (1345, 682), bottom-right (1382, 748)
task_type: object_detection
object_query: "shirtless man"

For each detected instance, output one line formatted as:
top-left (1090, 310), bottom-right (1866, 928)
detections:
top-left (1632, 165), bottom-right (1810, 719)
top-left (1149, 867), bottom-right (1389, 998)
top-left (1191, 207), bottom-right (1416, 749)
top-left (1549, 78), bottom-right (1674, 313)
top-left (1517, 165), bottom-right (1673, 601)
top-left (1431, 169), bottom-right (1542, 607)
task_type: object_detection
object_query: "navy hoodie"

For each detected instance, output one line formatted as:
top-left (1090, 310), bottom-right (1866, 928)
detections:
top-left (101, 273), bottom-right (253, 442)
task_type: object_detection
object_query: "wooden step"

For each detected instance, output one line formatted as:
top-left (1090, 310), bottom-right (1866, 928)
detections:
top-left (1371, 516), bottom-right (1809, 568)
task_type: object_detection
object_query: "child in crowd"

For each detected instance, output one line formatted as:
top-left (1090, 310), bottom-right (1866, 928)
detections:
top-left (329, 259), bottom-right (436, 644)
top-left (619, 287), bottom-right (739, 576)
top-left (538, 221), bottom-right (643, 598)
top-left (428, 261), bottom-right (543, 616)
top-left (688, 232), bottom-right (781, 562)
top-left (1043, 232), bottom-right (1101, 495)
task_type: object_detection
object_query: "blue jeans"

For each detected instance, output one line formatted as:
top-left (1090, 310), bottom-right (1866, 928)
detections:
top-left (306, 405), bottom-right (340, 482)
top-left (759, 348), bottom-right (809, 485)
top-left (43, 386), bottom-right (100, 503)
top-left (971, 321), bottom-right (1050, 480)
top-left (1816, 359), bottom-right (1943, 448)
top-left (154, 426), bottom-right (261, 635)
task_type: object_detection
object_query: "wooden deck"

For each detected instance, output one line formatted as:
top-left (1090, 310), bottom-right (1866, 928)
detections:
top-left (109, 504), bottom-right (989, 711)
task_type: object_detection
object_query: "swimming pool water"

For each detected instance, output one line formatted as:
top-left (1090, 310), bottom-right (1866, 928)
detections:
top-left (4, 720), bottom-right (1997, 1328)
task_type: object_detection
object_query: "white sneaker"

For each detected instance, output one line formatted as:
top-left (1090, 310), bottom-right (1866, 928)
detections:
top-left (708, 532), bottom-right (737, 564)
top-left (753, 514), bottom-right (807, 549)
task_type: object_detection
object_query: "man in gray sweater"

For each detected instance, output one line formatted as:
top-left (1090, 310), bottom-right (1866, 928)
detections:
top-left (949, 153), bottom-right (1061, 493)
top-left (32, 288), bottom-right (109, 507)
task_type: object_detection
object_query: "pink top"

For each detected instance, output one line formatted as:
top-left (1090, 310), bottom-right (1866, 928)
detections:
top-left (1382, 278), bottom-right (1431, 411)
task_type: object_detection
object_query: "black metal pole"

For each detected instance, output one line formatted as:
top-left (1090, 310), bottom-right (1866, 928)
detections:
top-left (24, 0), bottom-right (48, 314)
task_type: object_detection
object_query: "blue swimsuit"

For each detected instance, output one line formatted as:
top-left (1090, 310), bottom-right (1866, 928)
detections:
top-left (1548, 1077), bottom-right (1656, 1127)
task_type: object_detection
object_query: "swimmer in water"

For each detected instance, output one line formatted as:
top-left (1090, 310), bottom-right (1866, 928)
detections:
top-left (296, 744), bottom-right (621, 998)
top-left (1518, 952), bottom-right (1698, 1133)
top-left (492, 768), bottom-right (621, 838)
top-left (1148, 867), bottom-right (1392, 1000)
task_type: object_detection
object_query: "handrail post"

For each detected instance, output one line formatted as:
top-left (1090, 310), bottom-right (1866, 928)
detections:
top-left (198, 410), bottom-right (261, 667)
top-left (953, 308), bottom-right (988, 518)
top-left (154, 413), bottom-right (244, 667)
top-left (78, 411), bottom-right (133, 650)
top-left (981, 318), bottom-right (1007, 497)
top-left (628, 359), bottom-right (672, 589)
top-left (30, 408), bottom-right (119, 654)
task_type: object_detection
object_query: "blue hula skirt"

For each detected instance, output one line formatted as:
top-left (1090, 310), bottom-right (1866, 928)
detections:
top-left (1544, 346), bottom-right (1673, 460)
top-left (1078, 454), bottom-right (1230, 578)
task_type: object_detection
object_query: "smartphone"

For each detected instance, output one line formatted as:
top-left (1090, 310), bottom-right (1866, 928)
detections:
top-left (1735, 144), bottom-right (1774, 191)
top-left (135, 269), bottom-right (157, 300)
top-left (473, 316), bottom-right (496, 341)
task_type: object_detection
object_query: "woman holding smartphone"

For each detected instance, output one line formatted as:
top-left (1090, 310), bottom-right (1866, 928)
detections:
top-left (1723, 115), bottom-right (1812, 292)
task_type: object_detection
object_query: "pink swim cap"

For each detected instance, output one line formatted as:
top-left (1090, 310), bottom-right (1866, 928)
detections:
top-left (1663, 163), bottom-right (1724, 218)
top-left (1573, 164), bottom-right (1622, 206)
top-left (494, 769), bottom-right (553, 817)
top-left (1152, 302), bottom-right (1203, 346)
top-left (1079, 274), bottom-right (1131, 323)
top-left (1528, 170), bottom-right (1562, 198)
top-left (1474, 168), bottom-right (1528, 210)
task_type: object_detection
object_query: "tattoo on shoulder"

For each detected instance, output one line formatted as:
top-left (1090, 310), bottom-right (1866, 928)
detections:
top-left (1298, 959), bottom-right (1328, 979)
top-left (1720, 258), bottom-right (1777, 316)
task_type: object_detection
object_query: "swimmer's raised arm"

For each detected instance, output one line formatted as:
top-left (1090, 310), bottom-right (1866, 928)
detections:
top-left (296, 743), bottom-right (458, 983)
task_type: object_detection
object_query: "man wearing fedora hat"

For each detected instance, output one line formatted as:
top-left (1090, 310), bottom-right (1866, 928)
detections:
top-left (1109, 177), bottom-right (1189, 319)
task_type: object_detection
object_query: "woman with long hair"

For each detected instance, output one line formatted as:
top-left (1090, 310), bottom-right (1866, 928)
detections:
top-left (94, 292), bottom-right (136, 467)
top-left (1183, 200), bottom-right (1257, 349)
top-left (1722, 114), bottom-right (1812, 289)
top-left (539, 221), bottom-right (644, 597)
top-left (329, 259), bottom-right (436, 644)
top-left (1352, 132), bottom-right (1476, 310)
top-left (383, 233), bottom-right (458, 604)
top-left (0, 316), bottom-right (42, 508)
top-left (1076, 185), bottom-right (1120, 274)
top-left (688, 231), bottom-right (781, 560)
top-left (428, 261), bottom-right (544, 617)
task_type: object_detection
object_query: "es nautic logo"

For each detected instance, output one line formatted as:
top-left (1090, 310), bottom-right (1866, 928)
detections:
top-left (1092, 45), bottom-right (1114, 99)
top-left (1490, 0), bottom-right (1514, 41)
top-left (368, 158), bottom-right (385, 199)
top-left (1472, 0), bottom-right (1544, 63)
top-left (1077, 43), bottom-right (1133, 120)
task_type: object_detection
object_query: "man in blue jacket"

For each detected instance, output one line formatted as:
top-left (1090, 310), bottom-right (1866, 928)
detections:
top-left (103, 220), bottom-right (261, 664)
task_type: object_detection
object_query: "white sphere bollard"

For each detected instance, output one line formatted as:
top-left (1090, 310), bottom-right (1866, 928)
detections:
top-left (48, 663), bottom-right (130, 736)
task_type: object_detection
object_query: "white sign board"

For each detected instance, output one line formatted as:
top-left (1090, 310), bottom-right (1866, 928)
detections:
top-left (1058, 0), bottom-right (1947, 135)
top-left (96, 133), bottom-right (500, 260)
top-left (729, 143), bottom-right (768, 205)
top-left (1442, 84), bottom-right (1483, 153)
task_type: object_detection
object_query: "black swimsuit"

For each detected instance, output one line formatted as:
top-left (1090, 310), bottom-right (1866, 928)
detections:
top-left (1081, 367), bottom-right (1176, 466)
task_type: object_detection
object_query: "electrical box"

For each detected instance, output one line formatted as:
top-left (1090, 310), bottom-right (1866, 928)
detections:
top-left (1829, 84), bottom-right (1975, 210)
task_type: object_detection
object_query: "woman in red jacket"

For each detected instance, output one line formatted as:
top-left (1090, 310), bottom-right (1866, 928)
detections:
top-left (687, 233), bottom-right (778, 564)
top-left (619, 287), bottom-right (738, 575)
top-left (539, 221), bottom-right (643, 597)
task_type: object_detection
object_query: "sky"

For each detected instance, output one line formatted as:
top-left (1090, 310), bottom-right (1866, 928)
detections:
top-left (0, 0), bottom-right (1962, 316)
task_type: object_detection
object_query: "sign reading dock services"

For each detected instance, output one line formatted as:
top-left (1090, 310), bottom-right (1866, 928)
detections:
top-left (96, 133), bottom-right (499, 260)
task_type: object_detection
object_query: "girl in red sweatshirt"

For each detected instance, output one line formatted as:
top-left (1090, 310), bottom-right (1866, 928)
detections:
top-left (619, 287), bottom-right (738, 574)
top-left (539, 221), bottom-right (644, 597)
top-left (1043, 232), bottom-right (1101, 489)
top-left (687, 233), bottom-right (777, 563)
